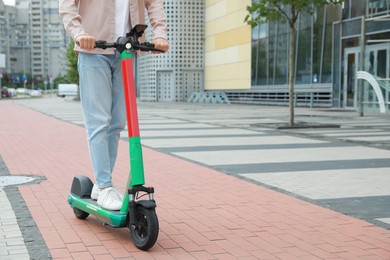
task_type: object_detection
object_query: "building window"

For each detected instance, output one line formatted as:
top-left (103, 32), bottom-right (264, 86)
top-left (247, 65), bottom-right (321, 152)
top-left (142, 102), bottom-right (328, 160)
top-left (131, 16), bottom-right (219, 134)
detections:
top-left (367, 0), bottom-right (389, 16)
top-left (296, 12), bottom-right (312, 84)
top-left (251, 23), bottom-right (268, 85)
top-left (251, 4), bottom-right (341, 87)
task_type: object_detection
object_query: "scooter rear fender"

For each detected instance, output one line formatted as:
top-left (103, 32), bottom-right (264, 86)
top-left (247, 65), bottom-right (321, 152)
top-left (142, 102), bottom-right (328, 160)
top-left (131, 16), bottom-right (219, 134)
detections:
top-left (71, 176), bottom-right (93, 198)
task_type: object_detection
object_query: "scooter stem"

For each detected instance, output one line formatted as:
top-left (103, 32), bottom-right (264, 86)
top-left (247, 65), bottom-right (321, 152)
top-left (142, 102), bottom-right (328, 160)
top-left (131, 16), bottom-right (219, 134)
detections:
top-left (120, 51), bottom-right (145, 187)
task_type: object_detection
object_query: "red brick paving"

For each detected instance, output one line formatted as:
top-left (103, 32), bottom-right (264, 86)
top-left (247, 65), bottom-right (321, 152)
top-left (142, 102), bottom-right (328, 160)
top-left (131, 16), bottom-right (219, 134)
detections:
top-left (0, 100), bottom-right (390, 259)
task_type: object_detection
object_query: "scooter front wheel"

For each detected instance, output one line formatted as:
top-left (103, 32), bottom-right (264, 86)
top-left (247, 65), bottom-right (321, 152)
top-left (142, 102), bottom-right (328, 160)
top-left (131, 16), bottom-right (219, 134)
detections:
top-left (129, 206), bottom-right (159, 250)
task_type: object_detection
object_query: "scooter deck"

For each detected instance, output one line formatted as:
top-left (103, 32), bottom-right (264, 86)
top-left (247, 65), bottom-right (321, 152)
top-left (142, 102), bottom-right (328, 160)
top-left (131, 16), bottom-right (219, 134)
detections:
top-left (68, 194), bottom-right (127, 227)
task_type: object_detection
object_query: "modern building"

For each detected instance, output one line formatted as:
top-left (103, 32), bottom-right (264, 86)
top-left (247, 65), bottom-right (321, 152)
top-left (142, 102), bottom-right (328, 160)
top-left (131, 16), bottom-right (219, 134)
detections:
top-left (202, 0), bottom-right (390, 113)
top-left (23, 0), bottom-right (68, 82)
top-left (0, 0), bottom-right (16, 72)
top-left (204, 0), bottom-right (251, 92)
top-left (334, 0), bottom-right (390, 112)
top-left (13, 0), bottom-right (31, 77)
top-left (138, 0), bottom-right (205, 102)
top-left (137, 0), bottom-right (250, 103)
top-left (0, 0), bottom-right (68, 85)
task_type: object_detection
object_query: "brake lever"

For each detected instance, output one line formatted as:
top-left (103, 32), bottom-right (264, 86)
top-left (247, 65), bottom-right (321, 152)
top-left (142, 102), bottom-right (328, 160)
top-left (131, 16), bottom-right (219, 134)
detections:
top-left (137, 42), bottom-right (165, 53)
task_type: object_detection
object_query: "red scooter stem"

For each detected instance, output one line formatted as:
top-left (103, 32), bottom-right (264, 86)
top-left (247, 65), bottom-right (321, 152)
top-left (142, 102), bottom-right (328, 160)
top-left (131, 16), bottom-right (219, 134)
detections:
top-left (120, 51), bottom-right (145, 187)
top-left (121, 53), bottom-right (140, 138)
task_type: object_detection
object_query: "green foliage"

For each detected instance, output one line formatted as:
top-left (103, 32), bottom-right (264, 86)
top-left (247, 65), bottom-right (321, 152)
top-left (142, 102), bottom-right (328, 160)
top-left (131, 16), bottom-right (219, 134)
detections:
top-left (1, 72), bottom-right (33, 89)
top-left (53, 75), bottom-right (69, 89)
top-left (245, 0), bottom-right (344, 28)
top-left (66, 40), bottom-right (79, 84)
top-left (65, 40), bottom-right (81, 101)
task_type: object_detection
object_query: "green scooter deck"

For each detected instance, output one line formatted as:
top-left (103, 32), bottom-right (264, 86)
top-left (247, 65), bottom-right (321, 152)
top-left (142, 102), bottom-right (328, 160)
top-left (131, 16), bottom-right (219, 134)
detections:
top-left (68, 194), bottom-right (127, 227)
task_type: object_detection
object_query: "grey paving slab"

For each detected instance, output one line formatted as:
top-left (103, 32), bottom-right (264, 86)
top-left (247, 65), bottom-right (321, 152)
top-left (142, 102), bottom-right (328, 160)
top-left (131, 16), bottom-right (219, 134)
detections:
top-left (141, 135), bottom-right (326, 148)
top-left (313, 131), bottom-right (388, 137)
top-left (240, 168), bottom-right (390, 199)
top-left (139, 128), bottom-right (259, 137)
top-left (345, 136), bottom-right (390, 141)
top-left (173, 146), bottom-right (390, 166)
top-left (216, 158), bottom-right (390, 173)
top-left (317, 196), bottom-right (390, 230)
top-left (138, 133), bottom-right (267, 139)
top-left (141, 127), bottom-right (221, 131)
top-left (138, 119), bottom-right (190, 124)
top-left (158, 142), bottom-right (345, 153)
top-left (140, 123), bottom-right (219, 129)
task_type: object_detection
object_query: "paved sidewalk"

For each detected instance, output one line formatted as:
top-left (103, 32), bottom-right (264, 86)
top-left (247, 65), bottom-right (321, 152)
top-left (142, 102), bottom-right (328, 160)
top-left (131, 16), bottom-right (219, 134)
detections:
top-left (0, 188), bottom-right (29, 259)
top-left (0, 97), bottom-right (389, 259)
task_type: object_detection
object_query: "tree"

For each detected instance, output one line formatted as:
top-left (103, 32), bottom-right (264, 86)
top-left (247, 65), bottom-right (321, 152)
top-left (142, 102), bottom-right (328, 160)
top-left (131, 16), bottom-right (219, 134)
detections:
top-left (66, 40), bottom-right (80, 100)
top-left (245, 0), bottom-right (343, 126)
top-left (53, 75), bottom-right (69, 88)
top-left (66, 40), bottom-right (79, 83)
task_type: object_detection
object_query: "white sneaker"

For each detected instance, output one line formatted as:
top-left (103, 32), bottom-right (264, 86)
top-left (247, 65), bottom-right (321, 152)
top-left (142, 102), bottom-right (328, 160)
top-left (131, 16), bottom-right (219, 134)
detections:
top-left (97, 187), bottom-right (123, 211)
top-left (91, 184), bottom-right (99, 200)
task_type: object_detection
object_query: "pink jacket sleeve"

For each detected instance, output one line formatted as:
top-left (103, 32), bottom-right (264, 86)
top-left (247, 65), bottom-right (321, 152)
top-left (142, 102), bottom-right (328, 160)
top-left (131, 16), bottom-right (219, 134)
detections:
top-left (144, 0), bottom-right (168, 40)
top-left (58, 0), bottom-right (87, 41)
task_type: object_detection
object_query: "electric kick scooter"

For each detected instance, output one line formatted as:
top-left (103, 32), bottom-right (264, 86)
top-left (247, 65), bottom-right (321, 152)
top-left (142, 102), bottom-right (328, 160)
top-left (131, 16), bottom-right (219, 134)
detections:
top-left (68, 24), bottom-right (164, 251)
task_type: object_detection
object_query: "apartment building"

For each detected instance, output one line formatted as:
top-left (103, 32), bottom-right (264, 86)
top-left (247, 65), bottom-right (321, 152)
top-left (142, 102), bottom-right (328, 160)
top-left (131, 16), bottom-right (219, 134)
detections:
top-left (0, 0), bottom-right (16, 72)
top-left (0, 0), bottom-right (68, 83)
top-left (24, 0), bottom-right (67, 81)
top-left (138, 0), bottom-right (205, 102)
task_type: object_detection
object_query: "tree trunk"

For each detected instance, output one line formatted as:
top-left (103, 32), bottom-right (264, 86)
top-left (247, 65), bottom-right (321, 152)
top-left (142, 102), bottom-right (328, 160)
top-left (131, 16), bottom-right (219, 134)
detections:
top-left (288, 24), bottom-right (296, 126)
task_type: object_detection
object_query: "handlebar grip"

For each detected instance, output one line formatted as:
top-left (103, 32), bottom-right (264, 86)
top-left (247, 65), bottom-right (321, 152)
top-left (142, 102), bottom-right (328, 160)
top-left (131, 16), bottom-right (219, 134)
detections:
top-left (95, 40), bottom-right (110, 49)
top-left (141, 42), bottom-right (165, 53)
top-left (75, 40), bottom-right (115, 50)
top-left (144, 42), bottom-right (155, 48)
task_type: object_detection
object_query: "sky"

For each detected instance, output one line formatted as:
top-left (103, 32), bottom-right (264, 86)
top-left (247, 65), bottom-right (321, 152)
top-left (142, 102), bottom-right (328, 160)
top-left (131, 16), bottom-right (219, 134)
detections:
top-left (3, 0), bottom-right (15, 6)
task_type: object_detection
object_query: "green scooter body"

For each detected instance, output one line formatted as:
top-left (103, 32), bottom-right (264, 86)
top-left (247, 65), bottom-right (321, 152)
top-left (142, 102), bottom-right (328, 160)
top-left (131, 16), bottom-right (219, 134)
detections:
top-left (68, 195), bottom-right (127, 227)
top-left (68, 48), bottom-right (149, 228)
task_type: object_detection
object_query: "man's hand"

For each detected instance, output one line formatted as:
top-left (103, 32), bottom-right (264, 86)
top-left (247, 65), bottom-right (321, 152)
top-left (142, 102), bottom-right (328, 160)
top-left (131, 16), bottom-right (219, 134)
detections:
top-left (76, 35), bottom-right (96, 51)
top-left (152, 38), bottom-right (169, 54)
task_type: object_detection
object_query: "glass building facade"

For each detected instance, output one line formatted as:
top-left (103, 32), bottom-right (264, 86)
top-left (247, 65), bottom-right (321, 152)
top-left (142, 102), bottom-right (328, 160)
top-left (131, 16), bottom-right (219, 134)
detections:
top-left (248, 0), bottom-right (390, 112)
top-left (252, 5), bottom-right (339, 87)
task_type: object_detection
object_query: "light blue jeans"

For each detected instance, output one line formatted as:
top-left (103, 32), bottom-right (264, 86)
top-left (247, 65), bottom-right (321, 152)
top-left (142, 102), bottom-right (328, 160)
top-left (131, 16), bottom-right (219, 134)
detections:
top-left (78, 51), bottom-right (126, 189)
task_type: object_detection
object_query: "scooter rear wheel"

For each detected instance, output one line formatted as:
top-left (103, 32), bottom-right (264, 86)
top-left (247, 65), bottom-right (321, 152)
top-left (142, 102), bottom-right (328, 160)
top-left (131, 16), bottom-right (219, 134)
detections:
top-left (73, 207), bottom-right (89, 220)
top-left (129, 206), bottom-right (159, 250)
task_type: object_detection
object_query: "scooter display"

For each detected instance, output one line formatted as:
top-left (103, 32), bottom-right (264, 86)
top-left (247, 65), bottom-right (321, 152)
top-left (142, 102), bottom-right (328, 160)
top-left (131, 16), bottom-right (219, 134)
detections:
top-left (68, 24), bottom-right (164, 251)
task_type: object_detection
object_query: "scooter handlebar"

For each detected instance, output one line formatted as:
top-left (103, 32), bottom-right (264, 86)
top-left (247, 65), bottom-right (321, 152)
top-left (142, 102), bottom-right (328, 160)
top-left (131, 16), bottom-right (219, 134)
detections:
top-left (76, 24), bottom-right (165, 53)
top-left (76, 40), bottom-right (164, 53)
